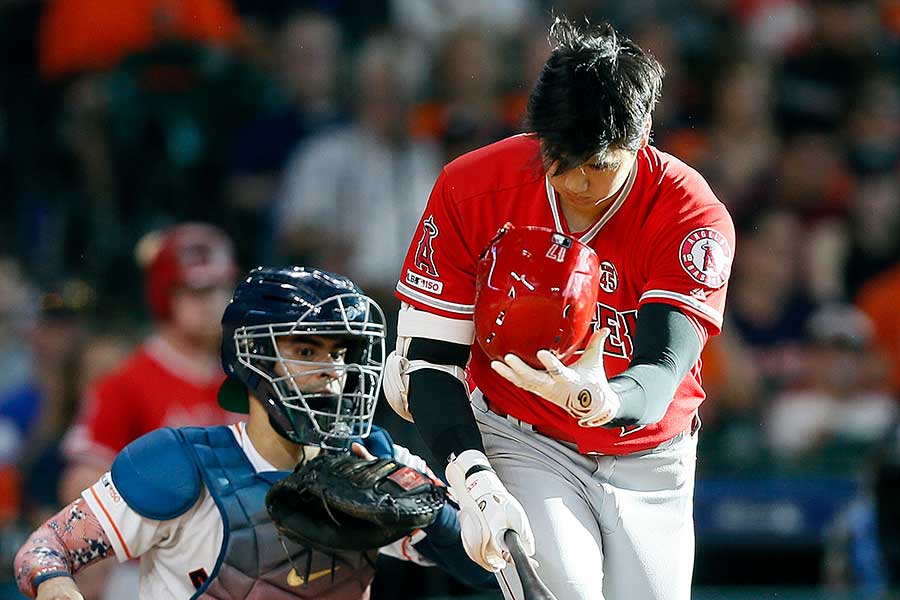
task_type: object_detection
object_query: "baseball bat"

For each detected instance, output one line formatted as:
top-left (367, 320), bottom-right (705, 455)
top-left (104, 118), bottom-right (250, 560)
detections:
top-left (503, 529), bottom-right (558, 600)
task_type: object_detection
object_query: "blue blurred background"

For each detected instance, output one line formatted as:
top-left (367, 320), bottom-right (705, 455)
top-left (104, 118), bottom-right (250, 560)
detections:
top-left (1, 0), bottom-right (899, 598)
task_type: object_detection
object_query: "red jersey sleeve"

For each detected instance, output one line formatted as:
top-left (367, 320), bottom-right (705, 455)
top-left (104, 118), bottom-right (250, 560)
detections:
top-left (639, 178), bottom-right (735, 336)
top-left (77, 372), bottom-right (141, 460)
top-left (395, 169), bottom-right (477, 319)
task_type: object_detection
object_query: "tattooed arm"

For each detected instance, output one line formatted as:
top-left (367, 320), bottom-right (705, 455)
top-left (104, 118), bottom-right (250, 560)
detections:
top-left (14, 498), bottom-right (115, 599)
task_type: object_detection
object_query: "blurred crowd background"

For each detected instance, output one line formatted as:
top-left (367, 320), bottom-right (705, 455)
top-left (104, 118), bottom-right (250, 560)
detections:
top-left (1, 0), bottom-right (900, 598)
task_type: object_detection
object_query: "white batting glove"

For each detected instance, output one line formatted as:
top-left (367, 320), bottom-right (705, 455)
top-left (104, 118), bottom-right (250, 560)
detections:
top-left (491, 328), bottom-right (621, 428)
top-left (445, 449), bottom-right (535, 572)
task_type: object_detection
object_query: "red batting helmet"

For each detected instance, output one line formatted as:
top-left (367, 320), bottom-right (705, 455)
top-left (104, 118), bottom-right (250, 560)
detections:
top-left (474, 224), bottom-right (600, 368)
top-left (143, 223), bottom-right (238, 320)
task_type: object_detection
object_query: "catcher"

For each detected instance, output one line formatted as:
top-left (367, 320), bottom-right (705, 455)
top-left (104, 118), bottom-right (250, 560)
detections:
top-left (15, 266), bottom-right (495, 600)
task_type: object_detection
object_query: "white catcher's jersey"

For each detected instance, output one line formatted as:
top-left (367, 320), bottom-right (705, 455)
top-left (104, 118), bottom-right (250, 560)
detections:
top-left (82, 423), bottom-right (432, 600)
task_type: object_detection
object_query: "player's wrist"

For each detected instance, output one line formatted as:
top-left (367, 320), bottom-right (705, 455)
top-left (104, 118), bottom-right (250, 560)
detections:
top-left (447, 449), bottom-right (492, 477)
top-left (566, 383), bottom-right (621, 426)
top-left (34, 574), bottom-right (81, 600)
top-left (445, 450), bottom-right (505, 505)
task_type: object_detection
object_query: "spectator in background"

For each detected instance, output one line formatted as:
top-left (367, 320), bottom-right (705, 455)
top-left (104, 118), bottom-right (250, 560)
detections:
top-left (843, 174), bottom-right (900, 297)
top-left (841, 76), bottom-right (900, 295)
top-left (704, 60), bottom-right (780, 211)
top-left (742, 131), bottom-right (853, 301)
top-left (766, 304), bottom-right (897, 472)
top-left (225, 10), bottom-right (346, 265)
top-left (0, 288), bottom-right (88, 477)
top-left (0, 287), bottom-right (88, 525)
top-left (857, 258), bottom-right (900, 394)
top-left (0, 285), bottom-right (91, 591)
top-left (37, 0), bottom-right (241, 81)
top-left (20, 334), bottom-right (130, 526)
top-left (411, 25), bottom-right (516, 161)
top-left (0, 258), bottom-right (34, 400)
top-left (277, 34), bottom-right (442, 309)
top-left (501, 23), bottom-right (553, 127)
top-left (775, 0), bottom-right (882, 134)
top-left (391, 0), bottom-right (537, 47)
top-left (27, 0), bottom-right (262, 312)
top-left (695, 328), bottom-right (768, 473)
top-left (728, 209), bottom-right (816, 389)
top-left (845, 76), bottom-right (900, 178)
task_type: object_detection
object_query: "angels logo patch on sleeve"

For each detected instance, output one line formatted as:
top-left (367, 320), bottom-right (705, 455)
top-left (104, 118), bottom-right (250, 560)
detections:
top-left (413, 215), bottom-right (440, 277)
top-left (679, 227), bottom-right (731, 288)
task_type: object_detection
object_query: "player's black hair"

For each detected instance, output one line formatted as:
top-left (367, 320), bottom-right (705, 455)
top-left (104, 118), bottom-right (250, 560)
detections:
top-left (526, 16), bottom-right (665, 175)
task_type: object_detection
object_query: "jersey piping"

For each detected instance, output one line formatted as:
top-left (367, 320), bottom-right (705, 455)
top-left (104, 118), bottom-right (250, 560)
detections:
top-left (640, 289), bottom-right (724, 328)
top-left (395, 281), bottom-right (475, 316)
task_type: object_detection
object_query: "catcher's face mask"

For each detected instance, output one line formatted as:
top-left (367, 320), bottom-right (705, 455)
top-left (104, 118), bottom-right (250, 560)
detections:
top-left (234, 293), bottom-right (386, 449)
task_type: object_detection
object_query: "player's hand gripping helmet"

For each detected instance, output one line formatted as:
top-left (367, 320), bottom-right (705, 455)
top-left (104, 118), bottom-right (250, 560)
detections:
top-left (218, 267), bottom-right (386, 450)
top-left (474, 224), bottom-right (601, 368)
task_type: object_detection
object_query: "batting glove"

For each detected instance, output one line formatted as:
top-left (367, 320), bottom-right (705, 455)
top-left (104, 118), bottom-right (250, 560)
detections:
top-left (490, 328), bottom-right (621, 427)
top-left (445, 449), bottom-right (535, 572)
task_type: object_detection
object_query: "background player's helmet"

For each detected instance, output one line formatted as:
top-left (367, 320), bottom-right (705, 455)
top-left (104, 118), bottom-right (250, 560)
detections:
top-left (142, 223), bottom-right (238, 320)
top-left (219, 266), bottom-right (386, 449)
top-left (474, 224), bottom-right (600, 368)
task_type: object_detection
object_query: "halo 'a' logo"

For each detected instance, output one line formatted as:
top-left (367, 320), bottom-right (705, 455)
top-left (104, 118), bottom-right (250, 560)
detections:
top-left (679, 228), bottom-right (731, 288)
top-left (599, 261), bottom-right (618, 293)
top-left (414, 216), bottom-right (440, 277)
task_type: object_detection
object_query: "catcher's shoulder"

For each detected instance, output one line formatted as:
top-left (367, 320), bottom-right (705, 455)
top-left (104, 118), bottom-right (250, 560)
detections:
top-left (110, 427), bottom-right (202, 521)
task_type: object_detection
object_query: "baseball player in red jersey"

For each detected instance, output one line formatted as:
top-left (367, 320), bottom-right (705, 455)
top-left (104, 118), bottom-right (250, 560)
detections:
top-left (62, 223), bottom-right (241, 499)
top-left (382, 17), bottom-right (735, 600)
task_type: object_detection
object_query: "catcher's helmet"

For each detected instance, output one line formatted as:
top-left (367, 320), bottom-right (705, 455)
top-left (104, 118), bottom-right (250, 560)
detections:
top-left (144, 223), bottom-right (238, 320)
top-left (218, 267), bottom-right (386, 449)
top-left (474, 224), bottom-right (600, 368)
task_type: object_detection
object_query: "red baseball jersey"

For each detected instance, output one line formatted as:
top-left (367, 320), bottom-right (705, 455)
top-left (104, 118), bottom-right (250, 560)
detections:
top-left (396, 134), bottom-right (735, 455)
top-left (64, 336), bottom-right (236, 466)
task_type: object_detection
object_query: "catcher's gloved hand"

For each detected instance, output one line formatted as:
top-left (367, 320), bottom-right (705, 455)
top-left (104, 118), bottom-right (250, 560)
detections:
top-left (445, 449), bottom-right (535, 572)
top-left (266, 452), bottom-right (446, 553)
top-left (491, 328), bottom-right (621, 427)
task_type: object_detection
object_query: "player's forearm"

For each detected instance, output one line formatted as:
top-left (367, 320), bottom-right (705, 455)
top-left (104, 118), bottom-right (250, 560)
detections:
top-left (14, 498), bottom-right (115, 598)
top-left (406, 337), bottom-right (485, 468)
top-left (608, 303), bottom-right (703, 426)
top-left (407, 368), bottom-right (486, 467)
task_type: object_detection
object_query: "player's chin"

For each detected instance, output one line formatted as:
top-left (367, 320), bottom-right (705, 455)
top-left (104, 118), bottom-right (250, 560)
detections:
top-left (560, 193), bottom-right (604, 207)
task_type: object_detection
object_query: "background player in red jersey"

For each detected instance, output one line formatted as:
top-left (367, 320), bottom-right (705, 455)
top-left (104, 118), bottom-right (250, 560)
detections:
top-left (57, 223), bottom-right (240, 598)
top-left (62, 223), bottom-right (240, 500)
top-left (383, 17), bottom-right (735, 600)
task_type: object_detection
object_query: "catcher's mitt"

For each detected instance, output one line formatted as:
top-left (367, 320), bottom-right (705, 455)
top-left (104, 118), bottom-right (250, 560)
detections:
top-left (266, 453), bottom-right (446, 553)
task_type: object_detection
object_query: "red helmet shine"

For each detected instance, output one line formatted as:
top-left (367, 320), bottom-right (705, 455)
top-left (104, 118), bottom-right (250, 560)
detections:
top-left (474, 225), bottom-right (600, 368)
top-left (145, 223), bottom-right (238, 320)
